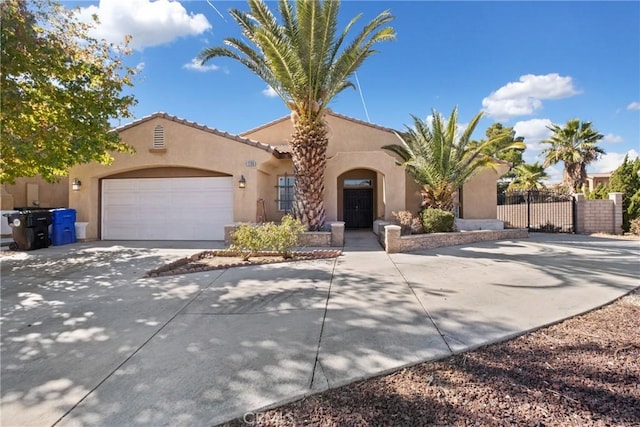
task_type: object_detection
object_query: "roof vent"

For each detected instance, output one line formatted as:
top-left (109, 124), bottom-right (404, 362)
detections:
top-left (153, 125), bottom-right (165, 149)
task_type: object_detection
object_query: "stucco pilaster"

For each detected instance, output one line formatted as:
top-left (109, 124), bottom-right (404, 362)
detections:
top-left (574, 193), bottom-right (586, 233)
top-left (609, 192), bottom-right (624, 234)
top-left (384, 225), bottom-right (401, 253)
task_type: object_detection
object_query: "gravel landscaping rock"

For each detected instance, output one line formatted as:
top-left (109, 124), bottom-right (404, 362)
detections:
top-left (223, 289), bottom-right (640, 426)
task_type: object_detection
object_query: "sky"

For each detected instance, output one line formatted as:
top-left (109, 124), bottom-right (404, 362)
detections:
top-left (69, 0), bottom-right (640, 182)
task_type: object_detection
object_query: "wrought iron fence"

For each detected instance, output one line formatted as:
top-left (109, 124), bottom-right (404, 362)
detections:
top-left (497, 189), bottom-right (576, 233)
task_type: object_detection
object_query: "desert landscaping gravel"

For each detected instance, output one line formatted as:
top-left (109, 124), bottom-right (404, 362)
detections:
top-left (225, 289), bottom-right (640, 427)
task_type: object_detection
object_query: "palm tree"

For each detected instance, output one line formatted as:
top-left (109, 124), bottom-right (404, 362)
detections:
top-left (541, 119), bottom-right (605, 192)
top-left (507, 162), bottom-right (548, 191)
top-left (199, 0), bottom-right (395, 230)
top-left (383, 107), bottom-right (526, 211)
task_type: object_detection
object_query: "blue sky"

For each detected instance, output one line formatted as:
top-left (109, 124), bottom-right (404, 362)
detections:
top-left (71, 0), bottom-right (639, 181)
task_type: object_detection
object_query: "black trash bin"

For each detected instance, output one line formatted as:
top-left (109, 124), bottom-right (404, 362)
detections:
top-left (4, 210), bottom-right (52, 251)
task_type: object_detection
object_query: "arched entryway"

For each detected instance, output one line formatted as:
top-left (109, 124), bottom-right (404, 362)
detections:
top-left (337, 169), bottom-right (377, 229)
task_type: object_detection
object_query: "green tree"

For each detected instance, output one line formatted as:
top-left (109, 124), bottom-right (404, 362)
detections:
top-left (199, 0), bottom-right (394, 230)
top-left (471, 123), bottom-right (525, 179)
top-left (609, 155), bottom-right (640, 231)
top-left (585, 183), bottom-right (609, 200)
top-left (541, 119), bottom-right (605, 192)
top-left (507, 162), bottom-right (548, 191)
top-left (0, 0), bottom-right (137, 183)
top-left (383, 107), bottom-right (526, 211)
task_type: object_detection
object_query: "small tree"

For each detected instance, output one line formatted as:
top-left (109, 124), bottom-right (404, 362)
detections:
top-left (1, 0), bottom-right (137, 183)
top-left (609, 155), bottom-right (640, 231)
top-left (541, 119), bottom-right (605, 192)
top-left (383, 107), bottom-right (525, 211)
top-left (507, 162), bottom-right (548, 191)
top-left (470, 122), bottom-right (525, 181)
top-left (585, 183), bottom-right (609, 200)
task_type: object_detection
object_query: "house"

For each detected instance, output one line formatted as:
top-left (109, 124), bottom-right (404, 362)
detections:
top-left (3, 111), bottom-right (508, 241)
top-left (585, 172), bottom-right (612, 193)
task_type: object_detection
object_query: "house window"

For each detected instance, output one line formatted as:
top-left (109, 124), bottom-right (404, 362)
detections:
top-left (344, 179), bottom-right (372, 187)
top-left (153, 125), bottom-right (165, 149)
top-left (276, 174), bottom-right (295, 212)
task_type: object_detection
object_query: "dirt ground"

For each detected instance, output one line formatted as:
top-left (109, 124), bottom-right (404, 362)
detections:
top-left (144, 249), bottom-right (342, 277)
top-left (225, 290), bottom-right (640, 427)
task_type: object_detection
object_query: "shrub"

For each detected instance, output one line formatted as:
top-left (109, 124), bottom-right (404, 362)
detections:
top-left (410, 216), bottom-right (424, 234)
top-left (585, 183), bottom-right (609, 200)
top-left (230, 223), bottom-right (267, 261)
top-left (230, 215), bottom-right (306, 261)
top-left (268, 215), bottom-right (306, 258)
top-left (392, 210), bottom-right (425, 235)
top-left (630, 218), bottom-right (640, 236)
top-left (421, 208), bottom-right (454, 233)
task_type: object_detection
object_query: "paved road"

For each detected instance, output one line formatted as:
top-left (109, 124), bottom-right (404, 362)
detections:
top-left (1, 233), bottom-right (638, 426)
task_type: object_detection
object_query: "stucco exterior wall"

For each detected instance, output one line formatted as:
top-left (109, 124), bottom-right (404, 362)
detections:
top-left (244, 112), bottom-right (408, 223)
top-left (68, 116), bottom-right (274, 240)
top-left (243, 112), bottom-right (400, 155)
top-left (56, 111), bottom-right (508, 240)
top-left (2, 177), bottom-right (69, 209)
top-left (461, 166), bottom-right (509, 219)
top-left (256, 157), bottom-right (294, 222)
top-left (325, 152), bottom-right (406, 222)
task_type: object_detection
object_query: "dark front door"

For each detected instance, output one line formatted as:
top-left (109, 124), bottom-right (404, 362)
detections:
top-left (343, 188), bottom-right (373, 229)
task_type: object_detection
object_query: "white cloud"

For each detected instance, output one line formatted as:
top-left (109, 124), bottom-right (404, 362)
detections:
top-left (76, 0), bottom-right (211, 50)
top-left (590, 149), bottom-right (639, 173)
top-left (544, 165), bottom-right (563, 185)
top-left (183, 57), bottom-right (219, 72)
top-left (602, 133), bottom-right (624, 144)
top-left (627, 101), bottom-right (640, 110)
top-left (261, 86), bottom-right (278, 98)
top-left (135, 62), bottom-right (145, 73)
top-left (513, 118), bottom-right (553, 154)
top-left (482, 73), bottom-right (579, 119)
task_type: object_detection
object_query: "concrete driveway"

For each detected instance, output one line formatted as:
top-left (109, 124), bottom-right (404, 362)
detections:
top-left (1, 233), bottom-right (638, 426)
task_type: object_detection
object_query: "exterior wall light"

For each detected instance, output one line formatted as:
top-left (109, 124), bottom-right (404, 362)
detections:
top-left (72, 178), bottom-right (82, 191)
top-left (238, 175), bottom-right (246, 189)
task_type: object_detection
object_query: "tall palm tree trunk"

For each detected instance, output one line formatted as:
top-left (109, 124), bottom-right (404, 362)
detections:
top-left (290, 116), bottom-right (328, 230)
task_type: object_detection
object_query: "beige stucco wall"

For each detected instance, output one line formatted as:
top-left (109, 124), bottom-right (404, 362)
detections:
top-left (586, 176), bottom-right (610, 192)
top-left (68, 116), bottom-right (274, 240)
top-left (66, 111), bottom-right (507, 240)
top-left (2, 177), bottom-right (69, 209)
top-left (255, 156), bottom-right (293, 222)
top-left (325, 152), bottom-right (406, 222)
top-left (245, 113), bottom-right (407, 223)
top-left (461, 165), bottom-right (510, 219)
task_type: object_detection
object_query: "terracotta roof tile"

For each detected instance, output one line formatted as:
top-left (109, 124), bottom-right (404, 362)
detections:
top-left (112, 112), bottom-right (290, 158)
top-left (240, 110), bottom-right (399, 136)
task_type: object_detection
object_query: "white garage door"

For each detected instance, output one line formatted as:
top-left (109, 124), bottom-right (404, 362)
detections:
top-left (102, 177), bottom-right (233, 240)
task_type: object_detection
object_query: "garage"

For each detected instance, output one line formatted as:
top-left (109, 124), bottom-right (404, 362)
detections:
top-left (101, 177), bottom-right (233, 240)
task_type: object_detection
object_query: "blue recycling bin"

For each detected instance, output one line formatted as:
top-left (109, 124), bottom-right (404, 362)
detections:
top-left (50, 208), bottom-right (76, 246)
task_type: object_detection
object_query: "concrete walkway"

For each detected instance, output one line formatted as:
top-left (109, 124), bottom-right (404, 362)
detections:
top-left (1, 232), bottom-right (638, 426)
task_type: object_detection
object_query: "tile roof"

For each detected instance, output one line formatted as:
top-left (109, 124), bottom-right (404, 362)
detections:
top-left (239, 109), bottom-right (398, 136)
top-left (112, 112), bottom-right (290, 158)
